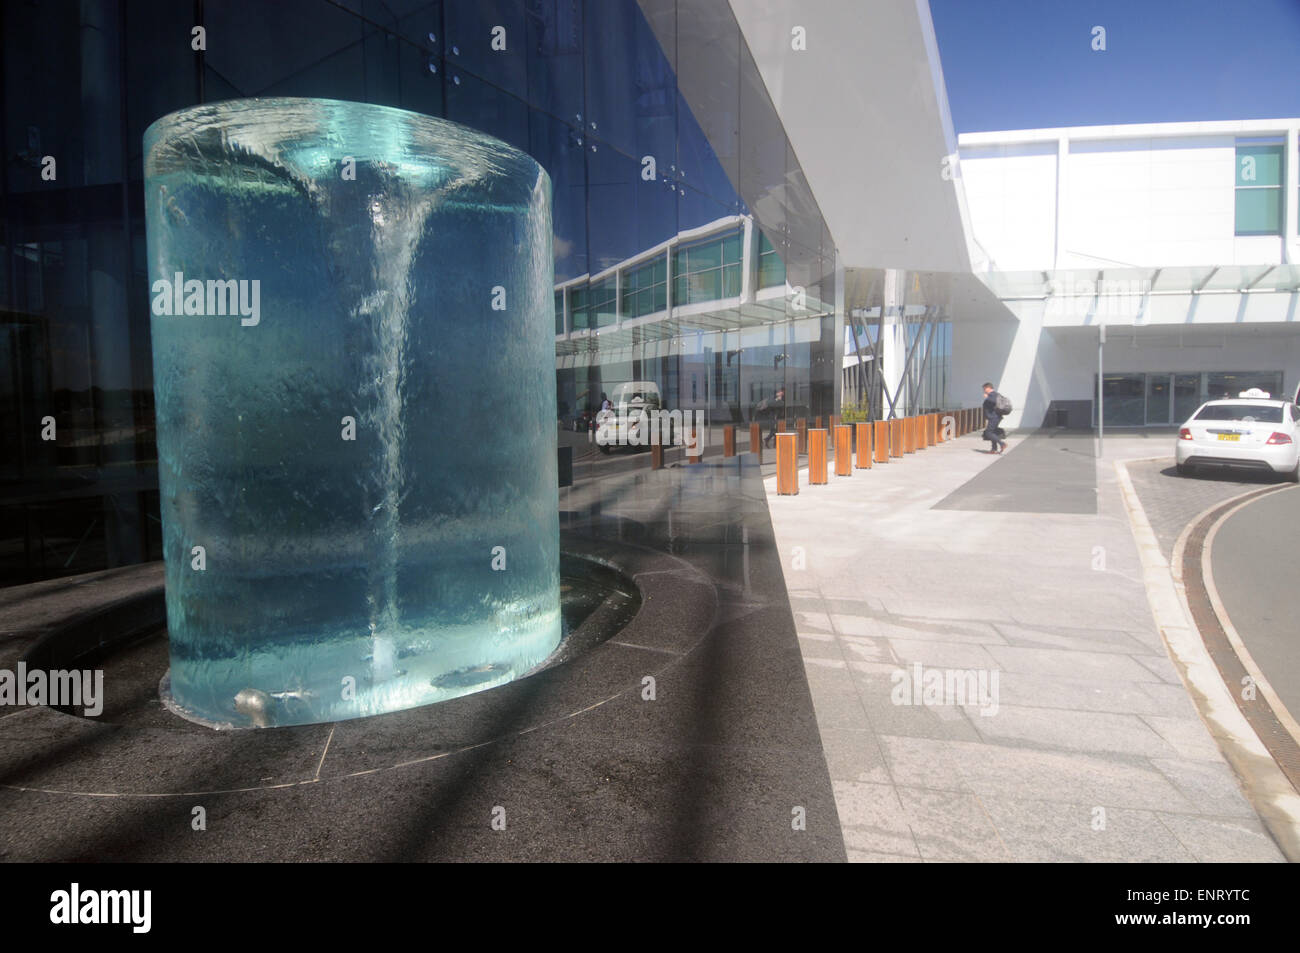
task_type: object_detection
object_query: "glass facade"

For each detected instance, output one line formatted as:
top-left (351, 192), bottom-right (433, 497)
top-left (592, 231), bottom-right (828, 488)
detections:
top-left (1, 0), bottom-right (837, 586)
top-left (1095, 371), bottom-right (1285, 426)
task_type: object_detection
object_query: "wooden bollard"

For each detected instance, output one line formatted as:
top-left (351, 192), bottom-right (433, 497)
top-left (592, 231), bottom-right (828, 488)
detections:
top-left (889, 418), bottom-right (904, 457)
top-left (723, 425), bottom-right (736, 458)
top-left (830, 414), bottom-right (841, 430)
top-left (749, 421), bottom-right (762, 461)
top-left (808, 429), bottom-right (828, 484)
top-left (927, 413), bottom-right (937, 447)
top-left (686, 426), bottom-right (702, 464)
top-left (874, 420), bottom-right (889, 463)
top-left (936, 412), bottom-right (946, 443)
top-left (901, 417), bottom-right (913, 453)
top-left (856, 422), bottom-right (873, 468)
top-left (776, 432), bottom-right (798, 494)
top-left (651, 443), bottom-right (664, 469)
top-left (834, 425), bottom-right (852, 476)
top-left (796, 417), bottom-right (807, 454)
top-left (814, 416), bottom-right (823, 429)
top-left (778, 418), bottom-right (786, 434)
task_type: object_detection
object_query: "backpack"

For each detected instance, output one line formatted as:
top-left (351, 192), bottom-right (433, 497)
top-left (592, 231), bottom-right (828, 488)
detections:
top-left (994, 393), bottom-right (1012, 416)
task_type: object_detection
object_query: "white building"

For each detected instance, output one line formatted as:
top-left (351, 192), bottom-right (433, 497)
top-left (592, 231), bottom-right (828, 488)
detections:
top-left (957, 120), bottom-right (1300, 428)
top-left (731, 1), bottom-right (1300, 430)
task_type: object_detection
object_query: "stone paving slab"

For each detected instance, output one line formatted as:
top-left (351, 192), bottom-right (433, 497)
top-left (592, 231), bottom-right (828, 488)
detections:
top-left (765, 431), bottom-right (1286, 862)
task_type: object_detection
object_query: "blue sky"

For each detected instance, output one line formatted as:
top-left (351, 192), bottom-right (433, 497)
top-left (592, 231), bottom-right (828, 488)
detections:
top-left (928, 0), bottom-right (1300, 133)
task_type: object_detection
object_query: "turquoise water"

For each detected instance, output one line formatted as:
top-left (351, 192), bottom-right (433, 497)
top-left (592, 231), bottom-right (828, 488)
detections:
top-left (144, 98), bottom-right (560, 727)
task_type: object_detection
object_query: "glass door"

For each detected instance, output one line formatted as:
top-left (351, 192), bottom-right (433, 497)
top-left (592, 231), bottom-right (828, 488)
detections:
top-left (1146, 373), bottom-right (1171, 425)
top-left (1173, 374), bottom-right (1202, 423)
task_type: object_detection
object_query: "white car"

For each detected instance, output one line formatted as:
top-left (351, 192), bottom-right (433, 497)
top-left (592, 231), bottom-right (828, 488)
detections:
top-left (1176, 388), bottom-right (1300, 482)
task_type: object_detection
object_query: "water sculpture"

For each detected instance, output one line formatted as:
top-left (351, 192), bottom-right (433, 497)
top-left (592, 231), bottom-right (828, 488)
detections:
top-left (144, 98), bottom-right (560, 727)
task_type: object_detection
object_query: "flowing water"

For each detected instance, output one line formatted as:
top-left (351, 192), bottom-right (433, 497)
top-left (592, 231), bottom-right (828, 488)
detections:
top-left (144, 98), bottom-right (560, 727)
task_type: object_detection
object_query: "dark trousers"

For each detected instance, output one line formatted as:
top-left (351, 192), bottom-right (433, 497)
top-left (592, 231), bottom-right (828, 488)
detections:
top-left (764, 417), bottom-right (777, 445)
top-left (983, 416), bottom-right (1005, 449)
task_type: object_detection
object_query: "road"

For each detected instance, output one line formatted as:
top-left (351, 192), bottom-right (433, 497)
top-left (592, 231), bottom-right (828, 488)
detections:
top-left (1210, 484), bottom-right (1300, 724)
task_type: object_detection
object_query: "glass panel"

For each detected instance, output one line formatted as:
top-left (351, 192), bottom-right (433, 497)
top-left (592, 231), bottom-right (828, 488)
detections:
top-left (1145, 374), bottom-right (1170, 425)
top-left (529, 110), bottom-right (587, 282)
top-left (1206, 371), bottom-right (1283, 400)
top-left (1236, 144), bottom-right (1283, 187)
top-left (585, 0), bottom-right (676, 164)
top-left (1174, 373), bottom-right (1202, 423)
top-left (445, 0), bottom-right (528, 101)
top-left (1235, 188), bottom-right (1282, 236)
top-left (674, 1), bottom-right (740, 197)
top-left (526, 0), bottom-right (583, 123)
top-left (1099, 375), bottom-right (1146, 426)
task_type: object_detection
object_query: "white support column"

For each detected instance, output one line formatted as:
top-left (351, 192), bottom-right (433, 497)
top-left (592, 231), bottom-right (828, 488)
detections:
top-left (1055, 135), bottom-right (1069, 270)
top-left (1285, 123), bottom-right (1298, 264)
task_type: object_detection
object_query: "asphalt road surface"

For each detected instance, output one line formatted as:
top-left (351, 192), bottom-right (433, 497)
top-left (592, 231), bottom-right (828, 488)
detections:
top-left (1210, 484), bottom-right (1300, 723)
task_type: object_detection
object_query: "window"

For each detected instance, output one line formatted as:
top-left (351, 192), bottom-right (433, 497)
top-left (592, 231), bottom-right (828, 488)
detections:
top-left (568, 278), bottom-right (617, 331)
top-left (620, 254), bottom-right (667, 318)
top-left (757, 231), bottom-right (786, 289)
top-left (554, 290), bottom-right (565, 335)
top-left (1235, 141), bottom-right (1284, 236)
top-left (672, 229), bottom-right (742, 306)
top-left (1194, 404), bottom-right (1283, 423)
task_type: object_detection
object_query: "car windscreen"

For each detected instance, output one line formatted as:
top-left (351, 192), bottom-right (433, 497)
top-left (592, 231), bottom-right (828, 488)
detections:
top-left (1194, 404), bottom-right (1283, 423)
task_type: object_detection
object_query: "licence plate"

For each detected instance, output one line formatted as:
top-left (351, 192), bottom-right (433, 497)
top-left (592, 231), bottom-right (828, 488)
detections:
top-left (1217, 434), bottom-right (1240, 442)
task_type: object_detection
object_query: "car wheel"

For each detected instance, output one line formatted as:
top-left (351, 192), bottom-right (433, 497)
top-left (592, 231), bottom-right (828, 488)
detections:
top-left (1288, 461), bottom-right (1299, 484)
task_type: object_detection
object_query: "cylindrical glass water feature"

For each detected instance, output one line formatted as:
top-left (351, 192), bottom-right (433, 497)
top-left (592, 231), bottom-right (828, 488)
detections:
top-left (144, 98), bottom-right (560, 728)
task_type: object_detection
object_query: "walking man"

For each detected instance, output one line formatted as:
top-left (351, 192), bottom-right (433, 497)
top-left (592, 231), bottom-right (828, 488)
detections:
top-left (981, 382), bottom-right (1010, 454)
top-left (758, 388), bottom-right (785, 448)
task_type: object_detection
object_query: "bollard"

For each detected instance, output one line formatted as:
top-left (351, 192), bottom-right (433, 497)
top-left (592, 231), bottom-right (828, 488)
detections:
top-left (749, 421), bottom-right (762, 463)
top-left (778, 417), bottom-right (787, 434)
top-left (877, 420), bottom-right (891, 462)
top-left (856, 422), bottom-right (873, 469)
top-left (723, 425), bottom-right (735, 458)
top-left (651, 443), bottom-right (664, 469)
top-left (776, 432), bottom-right (798, 494)
top-left (686, 425), bottom-right (702, 464)
top-left (815, 415), bottom-right (823, 430)
top-left (834, 425), bottom-right (852, 476)
top-left (890, 418), bottom-right (904, 458)
top-left (927, 413), bottom-right (937, 447)
top-left (830, 413), bottom-right (841, 431)
top-left (796, 417), bottom-right (807, 455)
top-left (808, 429), bottom-right (828, 484)
top-left (903, 417), bottom-right (915, 453)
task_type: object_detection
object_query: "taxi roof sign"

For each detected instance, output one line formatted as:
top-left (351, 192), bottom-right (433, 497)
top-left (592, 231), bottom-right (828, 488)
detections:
top-left (1238, 388), bottom-right (1271, 399)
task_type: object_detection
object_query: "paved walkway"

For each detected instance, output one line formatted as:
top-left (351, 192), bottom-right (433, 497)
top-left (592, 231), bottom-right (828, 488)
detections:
top-left (765, 430), bottom-right (1286, 862)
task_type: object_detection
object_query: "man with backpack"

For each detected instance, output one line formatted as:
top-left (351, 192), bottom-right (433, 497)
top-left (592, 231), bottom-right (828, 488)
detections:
top-left (757, 388), bottom-right (785, 449)
top-left (982, 382), bottom-right (1012, 454)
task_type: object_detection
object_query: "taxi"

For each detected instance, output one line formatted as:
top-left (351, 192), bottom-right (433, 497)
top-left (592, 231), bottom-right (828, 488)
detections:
top-left (1176, 388), bottom-right (1300, 481)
